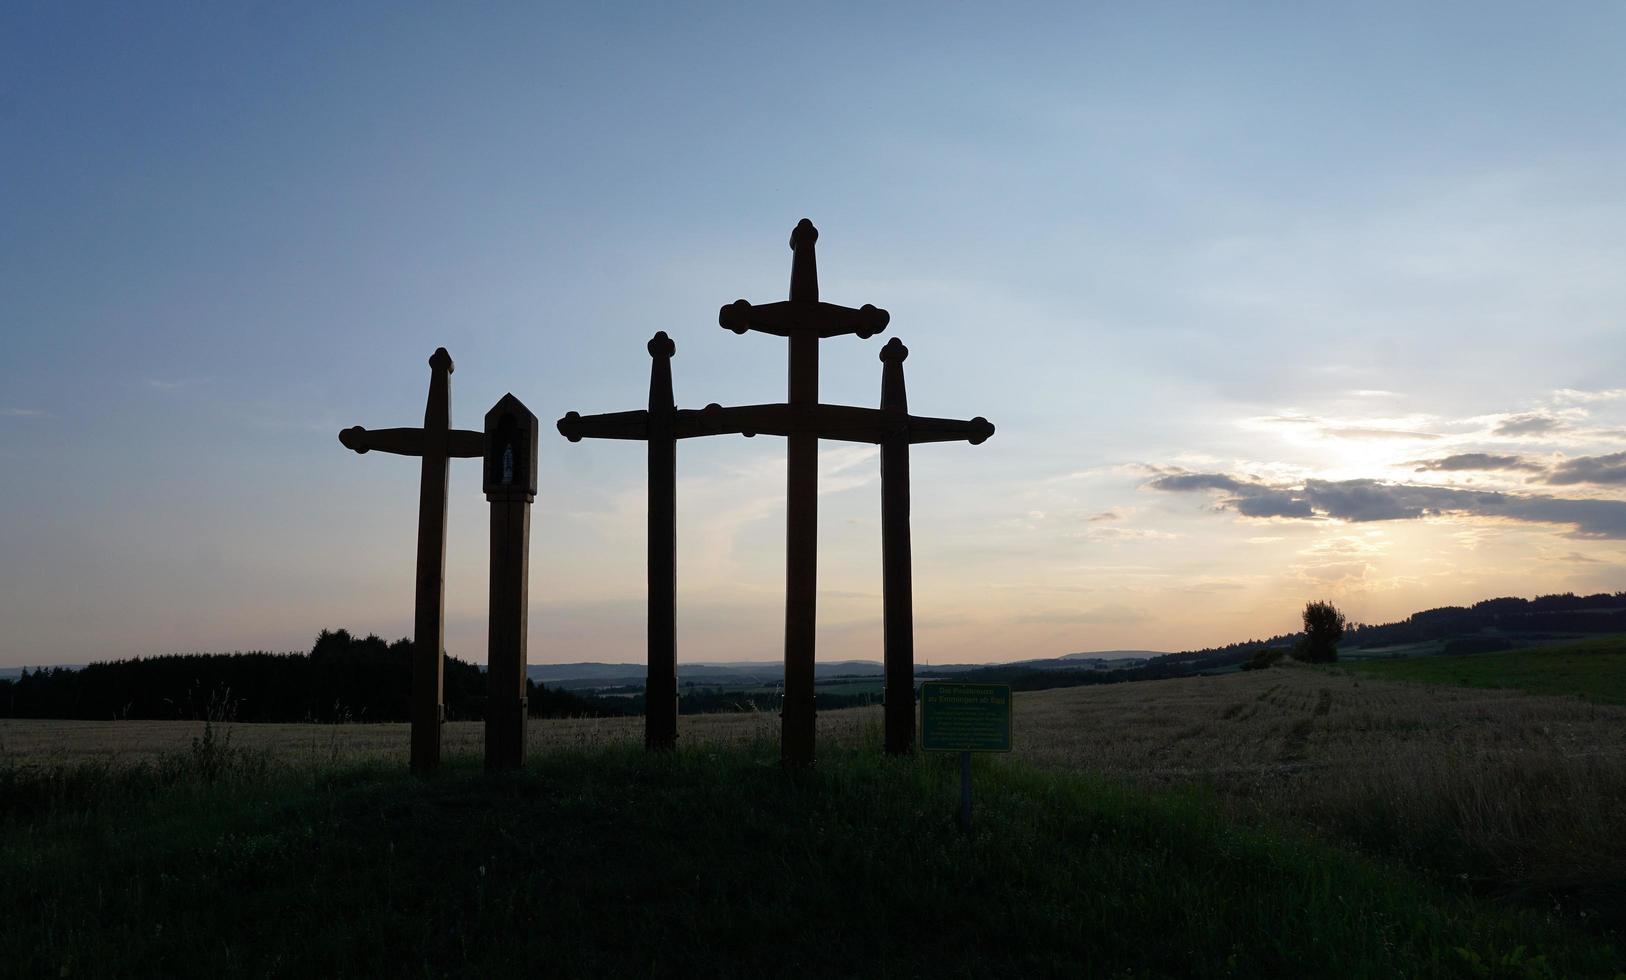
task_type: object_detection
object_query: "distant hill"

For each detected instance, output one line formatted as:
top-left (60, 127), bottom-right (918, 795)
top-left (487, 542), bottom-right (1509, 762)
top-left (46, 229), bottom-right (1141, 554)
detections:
top-left (8, 591), bottom-right (1622, 716)
top-left (1058, 650), bottom-right (1167, 661)
top-left (529, 660), bottom-right (884, 691)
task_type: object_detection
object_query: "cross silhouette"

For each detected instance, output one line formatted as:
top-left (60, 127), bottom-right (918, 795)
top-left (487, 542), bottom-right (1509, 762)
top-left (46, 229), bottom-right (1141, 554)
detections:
top-left (556, 332), bottom-right (758, 749)
top-left (339, 348), bottom-right (482, 773)
top-left (557, 222), bottom-right (993, 765)
top-left (686, 341), bottom-right (992, 754)
top-left (709, 221), bottom-right (992, 764)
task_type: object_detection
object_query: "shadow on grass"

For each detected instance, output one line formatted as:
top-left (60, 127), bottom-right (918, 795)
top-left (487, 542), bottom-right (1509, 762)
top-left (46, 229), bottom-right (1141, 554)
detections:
top-left (2, 733), bottom-right (1620, 979)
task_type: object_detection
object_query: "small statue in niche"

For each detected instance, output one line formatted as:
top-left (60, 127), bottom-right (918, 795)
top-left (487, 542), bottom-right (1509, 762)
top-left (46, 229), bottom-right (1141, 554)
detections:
top-left (501, 442), bottom-right (514, 485)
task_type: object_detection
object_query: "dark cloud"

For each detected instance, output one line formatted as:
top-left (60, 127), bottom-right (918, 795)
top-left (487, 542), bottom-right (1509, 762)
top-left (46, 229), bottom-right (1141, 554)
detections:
top-left (1547, 452), bottom-right (1626, 486)
top-left (1411, 453), bottom-right (1543, 473)
top-left (1146, 470), bottom-right (1626, 539)
top-left (1145, 473), bottom-right (1248, 493)
top-left (1087, 510), bottom-right (1123, 522)
top-left (1493, 413), bottom-right (1567, 436)
top-left (1233, 488), bottom-right (1315, 519)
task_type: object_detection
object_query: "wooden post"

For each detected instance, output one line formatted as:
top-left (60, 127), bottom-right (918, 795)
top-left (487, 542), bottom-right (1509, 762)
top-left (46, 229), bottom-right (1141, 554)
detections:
top-left (879, 338), bottom-right (915, 755)
top-left (339, 348), bottom-right (484, 775)
top-left (783, 220), bottom-right (820, 768)
top-left (483, 394), bottom-right (538, 772)
top-left (412, 350), bottom-right (454, 775)
top-left (558, 333), bottom-right (733, 751)
top-left (647, 333), bottom-right (679, 750)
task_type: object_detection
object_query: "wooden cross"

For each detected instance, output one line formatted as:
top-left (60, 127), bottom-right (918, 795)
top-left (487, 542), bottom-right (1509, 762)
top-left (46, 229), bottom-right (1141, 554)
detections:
top-left (711, 221), bottom-right (992, 763)
top-left (556, 332), bottom-right (757, 749)
top-left (690, 342), bottom-right (992, 756)
top-left (339, 348), bottom-right (483, 773)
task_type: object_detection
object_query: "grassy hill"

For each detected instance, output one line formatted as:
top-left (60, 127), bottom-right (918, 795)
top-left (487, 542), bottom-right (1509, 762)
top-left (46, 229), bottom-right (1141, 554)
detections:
top-left (3, 737), bottom-right (1621, 978)
top-left (1346, 634), bottom-right (1626, 704)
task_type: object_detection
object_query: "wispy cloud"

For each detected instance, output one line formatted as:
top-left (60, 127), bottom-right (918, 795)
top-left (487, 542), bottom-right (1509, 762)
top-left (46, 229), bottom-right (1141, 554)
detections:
top-left (1322, 426), bottom-right (1443, 441)
top-left (1550, 551), bottom-right (1603, 564)
top-left (1014, 604), bottom-right (1149, 626)
top-left (1552, 388), bottom-right (1626, 405)
top-left (1492, 412), bottom-right (1570, 437)
top-left (1247, 412), bottom-right (1444, 442)
top-left (1, 408), bottom-right (48, 418)
top-left (1076, 526), bottom-right (1180, 542)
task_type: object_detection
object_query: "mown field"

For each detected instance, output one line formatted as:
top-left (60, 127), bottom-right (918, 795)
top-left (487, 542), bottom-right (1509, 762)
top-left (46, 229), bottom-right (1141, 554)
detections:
top-left (4, 664), bottom-right (1624, 976)
top-left (1346, 634), bottom-right (1626, 704)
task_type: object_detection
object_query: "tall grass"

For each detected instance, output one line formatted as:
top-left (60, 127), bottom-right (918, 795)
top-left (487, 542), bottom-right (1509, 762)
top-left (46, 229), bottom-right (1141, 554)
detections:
top-left (2, 731), bottom-right (1621, 978)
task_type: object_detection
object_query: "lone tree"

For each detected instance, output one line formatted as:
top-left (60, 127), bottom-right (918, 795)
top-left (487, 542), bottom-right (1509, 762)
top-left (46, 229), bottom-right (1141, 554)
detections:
top-left (1293, 600), bottom-right (1346, 663)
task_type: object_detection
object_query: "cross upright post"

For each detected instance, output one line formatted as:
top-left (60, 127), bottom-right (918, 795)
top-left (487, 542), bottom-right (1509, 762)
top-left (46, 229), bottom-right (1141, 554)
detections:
top-left (339, 348), bottom-right (484, 774)
top-left (719, 219), bottom-right (889, 767)
top-left (878, 339), bottom-right (914, 754)
top-left (784, 223), bottom-right (822, 770)
top-left (558, 332), bottom-right (722, 750)
top-left (872, 339), bottom-right (993, 753)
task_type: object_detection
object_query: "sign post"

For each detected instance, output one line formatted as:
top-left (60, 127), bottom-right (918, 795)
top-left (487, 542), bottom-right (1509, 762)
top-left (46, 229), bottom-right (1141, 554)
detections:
top-left (919, 681), bottom-right (1013, 831)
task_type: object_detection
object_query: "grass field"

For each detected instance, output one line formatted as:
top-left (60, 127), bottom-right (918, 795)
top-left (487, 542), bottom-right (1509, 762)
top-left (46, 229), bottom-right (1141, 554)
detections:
top-left (4, 734), bottom-right (1622, 978)
top-left (6, 663), bottom-right (1626, 963)
top-left (1345, 634), bottom-right (1626, 704)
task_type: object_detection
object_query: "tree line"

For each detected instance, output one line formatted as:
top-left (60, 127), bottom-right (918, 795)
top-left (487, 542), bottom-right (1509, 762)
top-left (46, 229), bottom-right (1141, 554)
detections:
top-left (0, 629), bottom-right (885, 722)
top-left (0, 629), bottom-right (623, 722)
top-left (1341, 592), bottom-right (1626, 648)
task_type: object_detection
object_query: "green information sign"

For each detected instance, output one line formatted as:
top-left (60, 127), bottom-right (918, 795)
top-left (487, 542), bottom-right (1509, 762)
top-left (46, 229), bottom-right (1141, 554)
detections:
top-left (919, 681), bottom-right (1012, 753)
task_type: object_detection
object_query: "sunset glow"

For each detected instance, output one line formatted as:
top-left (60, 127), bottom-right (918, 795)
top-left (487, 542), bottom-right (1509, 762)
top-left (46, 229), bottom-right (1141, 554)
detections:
top-left (3, 4), bottom-right (1623, 665)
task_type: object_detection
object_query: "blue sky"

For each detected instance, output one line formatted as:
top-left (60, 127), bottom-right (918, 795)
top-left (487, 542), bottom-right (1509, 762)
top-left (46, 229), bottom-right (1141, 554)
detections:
top-left (3, 3), bottom-right (1625, 665)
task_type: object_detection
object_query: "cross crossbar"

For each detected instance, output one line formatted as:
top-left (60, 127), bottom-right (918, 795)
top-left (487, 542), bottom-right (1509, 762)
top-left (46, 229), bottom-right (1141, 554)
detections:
top-left (340, 426), bottom-right (484, 458)
top-left (554, 332), bottom-right (760, 749)
top-left (338, 347), bottom-right (482, 774)
top-left (682, 403), bottom-right (992, 445)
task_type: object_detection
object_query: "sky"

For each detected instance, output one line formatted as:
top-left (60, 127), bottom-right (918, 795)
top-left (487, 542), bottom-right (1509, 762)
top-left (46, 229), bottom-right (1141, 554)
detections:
top-left (3, 3), bottom-right (1625, 667)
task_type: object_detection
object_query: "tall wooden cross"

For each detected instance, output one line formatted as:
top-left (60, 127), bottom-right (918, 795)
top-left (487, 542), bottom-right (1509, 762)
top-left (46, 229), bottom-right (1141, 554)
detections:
top-left (710, 219), bottom-right (991, 764)
top-left (339, 348), bottom-right (483, 773)
top-left (556, 332), bottom-right (754, 749)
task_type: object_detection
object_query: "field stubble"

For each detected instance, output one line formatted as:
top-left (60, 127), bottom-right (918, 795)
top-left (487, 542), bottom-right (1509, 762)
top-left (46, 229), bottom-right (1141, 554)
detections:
top-left (1015, 663), bottom-right (1626, 923)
